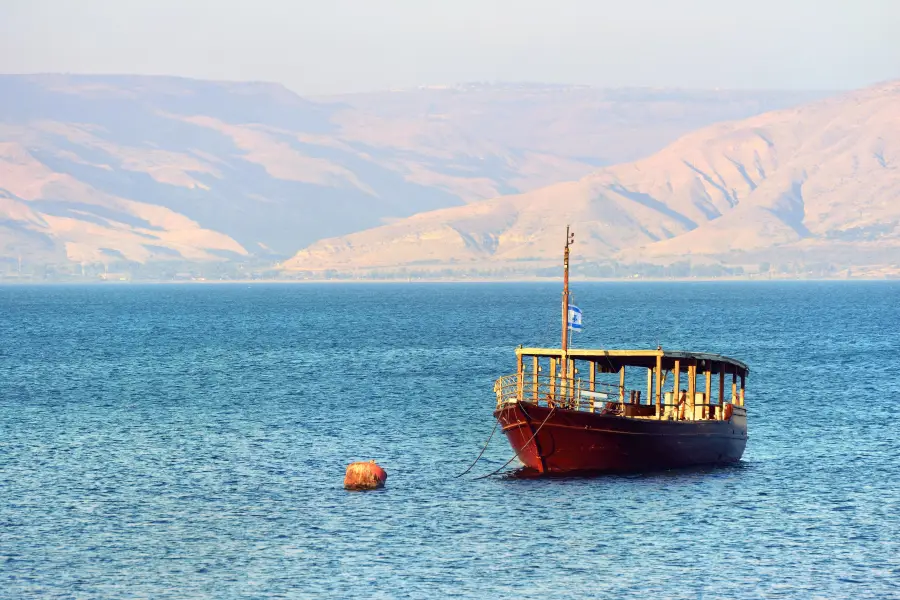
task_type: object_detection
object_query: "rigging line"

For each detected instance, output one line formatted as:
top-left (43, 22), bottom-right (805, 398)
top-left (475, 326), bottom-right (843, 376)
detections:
top-left (455, 408), bottom-right (503, 478)
top-left (600, 351), bottom-right (617, 377)
top-left (472, 406), bottom-right (557, 481)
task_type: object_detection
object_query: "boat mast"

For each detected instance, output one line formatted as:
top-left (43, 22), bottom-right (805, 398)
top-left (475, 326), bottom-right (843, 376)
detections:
top-left (560, 226), bottom-right (574, 380)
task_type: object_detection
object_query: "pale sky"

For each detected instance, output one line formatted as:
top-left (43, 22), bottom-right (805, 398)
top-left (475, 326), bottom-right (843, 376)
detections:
top-left (2, 0), bottom-right (898, 95)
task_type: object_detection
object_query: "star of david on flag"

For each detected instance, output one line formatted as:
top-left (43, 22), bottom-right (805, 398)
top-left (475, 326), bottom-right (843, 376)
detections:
top-left (567, 305), bottom-right (583, 332)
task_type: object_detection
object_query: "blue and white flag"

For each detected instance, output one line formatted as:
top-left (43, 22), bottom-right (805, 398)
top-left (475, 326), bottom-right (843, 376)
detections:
top-left (567, 305), bottom-right (583, 332)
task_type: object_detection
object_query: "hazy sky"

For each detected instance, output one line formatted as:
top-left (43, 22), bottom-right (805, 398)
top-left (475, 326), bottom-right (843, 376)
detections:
top-left (2, 0), bottom-right (898, 95)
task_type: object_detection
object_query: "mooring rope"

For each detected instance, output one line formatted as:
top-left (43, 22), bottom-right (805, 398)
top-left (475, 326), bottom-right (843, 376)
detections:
top-left (454, 408), bottom-right (503, 478)
top-left (473, 406), bottom-right (556, 480)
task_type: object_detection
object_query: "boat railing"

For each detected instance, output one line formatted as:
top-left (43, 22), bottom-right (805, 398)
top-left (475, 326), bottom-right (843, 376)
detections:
top-left (659, 391), bottom-right (738, 420)
top-left (494, 372), bottom-right (642, 414)
top-left (659, 401), bottom-right (725, 421)
top-left (495, 373), bottom-right (737, 420)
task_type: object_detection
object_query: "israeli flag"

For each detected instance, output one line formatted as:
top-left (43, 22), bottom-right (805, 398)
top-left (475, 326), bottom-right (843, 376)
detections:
top-left (567, 305), bottom-right (583, 332)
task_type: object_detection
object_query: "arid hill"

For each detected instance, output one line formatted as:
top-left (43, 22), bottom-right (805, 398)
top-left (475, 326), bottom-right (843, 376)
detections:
top-left (284, 81), bottom-right (900, 278)
top-left (0, 75), bottom-right (820, 275)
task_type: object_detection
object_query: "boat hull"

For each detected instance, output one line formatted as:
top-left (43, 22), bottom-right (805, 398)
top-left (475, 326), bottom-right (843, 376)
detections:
top-left (494, 402), bottom-right (747, 474)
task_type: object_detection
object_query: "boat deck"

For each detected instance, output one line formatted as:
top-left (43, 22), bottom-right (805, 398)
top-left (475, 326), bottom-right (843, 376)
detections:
top-left (495, 369), bottom-right (742, 422)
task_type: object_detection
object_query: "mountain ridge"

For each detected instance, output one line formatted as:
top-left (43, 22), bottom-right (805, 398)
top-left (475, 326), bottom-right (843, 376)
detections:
top-left (0, 74), bottom-right (840, 277)
top-left (283, 80), bottom-right (900, 278)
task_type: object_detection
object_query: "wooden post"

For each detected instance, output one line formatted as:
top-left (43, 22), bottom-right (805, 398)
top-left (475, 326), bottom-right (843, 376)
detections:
top-left (532, 356), bottom-right (539, 402)
top-left (672, 360), bottom-right (681, 418)
top-left (588, 361), bottom-right (596, 412)
top-left (647, 368), bottom-right (653, 409)
top-left (704, 364), bottom-right (712, 419)
top-left (516, 353), bottom-right (524, 402)
top-left (550, 357), bottom-right (557, 405)
top-left (568, 359), bottom-right (576, 401)
top-left (619, 365), bottom-right (626, 403)
top-left (718, 364), bottom-right (725, 419)
top-left (732, 369), bottom-right (737, 404)
top-left (687, 362), bottom-right (696, 420)
top-left (655, 354), bottom-right (663, 416)
top-left (740, 373), bottom-right (746, 406)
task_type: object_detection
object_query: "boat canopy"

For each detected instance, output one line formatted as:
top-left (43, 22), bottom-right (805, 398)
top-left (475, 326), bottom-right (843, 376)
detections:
top-left (515, 347), bottom-right (750, 377)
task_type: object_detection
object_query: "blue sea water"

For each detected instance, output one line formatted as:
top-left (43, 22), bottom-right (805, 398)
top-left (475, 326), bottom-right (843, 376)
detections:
top-left (1, 282), bottom-right (898, 599)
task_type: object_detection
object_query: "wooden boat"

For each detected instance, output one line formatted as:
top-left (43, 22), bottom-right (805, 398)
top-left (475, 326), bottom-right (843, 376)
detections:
top-left (492, 228), bottom-right (749, 474)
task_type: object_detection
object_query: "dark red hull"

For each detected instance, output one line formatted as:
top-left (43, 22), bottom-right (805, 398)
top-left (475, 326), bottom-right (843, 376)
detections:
top-left (494, 402), bottom-right (747, 474)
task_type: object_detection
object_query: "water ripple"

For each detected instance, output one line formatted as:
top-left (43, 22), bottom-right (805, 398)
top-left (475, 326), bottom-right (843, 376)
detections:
top-left (1, 282), bottom-right (898, 598)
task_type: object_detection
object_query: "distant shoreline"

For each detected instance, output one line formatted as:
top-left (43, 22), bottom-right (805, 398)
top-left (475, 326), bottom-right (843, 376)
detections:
top-left (2, 275), bottom-right (897, 286)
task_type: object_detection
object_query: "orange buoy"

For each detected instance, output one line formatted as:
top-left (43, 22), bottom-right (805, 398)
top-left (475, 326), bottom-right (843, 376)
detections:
top-left (344, 460), bottom-right (387, 490)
